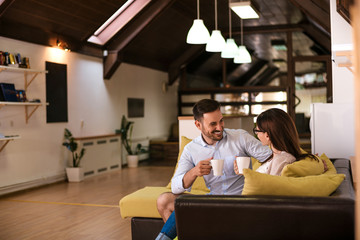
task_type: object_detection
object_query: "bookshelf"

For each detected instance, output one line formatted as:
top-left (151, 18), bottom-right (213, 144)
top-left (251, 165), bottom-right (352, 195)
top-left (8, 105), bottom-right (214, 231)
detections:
top-left (0, 66), bottom-right (48, 90)
top-left (0, 66), bottom-right (48, 123)
top-left (0, 102), bottom-right (48, 123)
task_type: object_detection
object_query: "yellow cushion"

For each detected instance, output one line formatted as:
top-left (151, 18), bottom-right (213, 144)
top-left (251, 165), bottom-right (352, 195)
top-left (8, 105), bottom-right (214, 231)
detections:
top-left (166, 136), bottom-right (210, 193)
top-left (120, 187), bottom-right (169, 219)
top-left (251, 157), bottom-right (262, 171)
top-left (119, 186), bottom-right (209, 219)
top-left (281, 155), bottom-right (325, 177)
top-left (319, 153), bottom-right (337, 175)
top-left (242, 169), bottom-right (345, 197)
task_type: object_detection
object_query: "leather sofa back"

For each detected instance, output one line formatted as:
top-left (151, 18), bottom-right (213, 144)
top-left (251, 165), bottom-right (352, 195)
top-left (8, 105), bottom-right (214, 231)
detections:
top-left (175, 158), bottom-right (355, 240)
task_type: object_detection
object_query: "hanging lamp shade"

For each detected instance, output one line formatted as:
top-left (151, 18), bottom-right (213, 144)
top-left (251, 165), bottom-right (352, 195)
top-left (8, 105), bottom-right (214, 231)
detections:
top-left (206, 0), bottom-right (225, 52)
top-left (206, 30), bottom-right (226, 52)
top-left (234, 45), bottom-right (252, 64)
top-left (221, 3), bottom-right (237, 58)
top-left (186, 19), bottom-right (210, 44)
top-left (221, 38), bottom-right (238, 58)
top-left (186, 0), bottom-right (210, 44)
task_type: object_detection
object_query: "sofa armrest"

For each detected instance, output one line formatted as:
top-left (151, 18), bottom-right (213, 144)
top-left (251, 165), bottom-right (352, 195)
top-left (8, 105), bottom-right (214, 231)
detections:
top-left (175, 194), bottom-right (354, 240)
top-left (330, 158), bottom-right (355, 198)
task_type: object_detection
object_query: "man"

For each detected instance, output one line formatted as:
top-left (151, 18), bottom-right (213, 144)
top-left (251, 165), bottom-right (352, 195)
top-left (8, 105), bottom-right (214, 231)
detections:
top-left (156, 99), bottom-right (272, 240)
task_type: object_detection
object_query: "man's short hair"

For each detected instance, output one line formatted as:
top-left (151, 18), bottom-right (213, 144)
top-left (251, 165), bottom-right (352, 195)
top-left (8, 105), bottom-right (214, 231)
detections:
top-left (193, 99), bottom-right (221, 121)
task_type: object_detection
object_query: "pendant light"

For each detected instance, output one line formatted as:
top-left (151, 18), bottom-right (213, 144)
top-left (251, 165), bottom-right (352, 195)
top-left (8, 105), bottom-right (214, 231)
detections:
top-left (234, 18), bottom-right (251, 64)
top-left (186, 0), bottom-right (210, 44)
top-left (221, 1), bottom-right (238, 58)
top-left (206, 0), bottom-right (226, 52)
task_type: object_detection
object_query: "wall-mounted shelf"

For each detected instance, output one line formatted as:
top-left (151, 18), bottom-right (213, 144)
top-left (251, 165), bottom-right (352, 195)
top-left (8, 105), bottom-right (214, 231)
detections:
top-left (0, 66), bottom-right (48, 90)
top-left (334, 50), bottom-right (353, 73)
top-left (0, 135), bottom-right (20, 152)
top-left (0, 66), bottom-right (48, 123)
top-left (0, 102), bottom-right (48, 123)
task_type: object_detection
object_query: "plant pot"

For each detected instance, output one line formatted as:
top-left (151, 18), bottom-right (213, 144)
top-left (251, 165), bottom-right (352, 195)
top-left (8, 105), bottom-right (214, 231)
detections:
top-left (127, 155), bottom-right (139, 168)
top-left (66, 167), bottom-right (84, 182)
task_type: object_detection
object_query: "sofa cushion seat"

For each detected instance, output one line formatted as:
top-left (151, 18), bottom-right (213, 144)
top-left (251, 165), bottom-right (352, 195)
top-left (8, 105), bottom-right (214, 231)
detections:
top-left (119, 186), bottom-right (208, 219)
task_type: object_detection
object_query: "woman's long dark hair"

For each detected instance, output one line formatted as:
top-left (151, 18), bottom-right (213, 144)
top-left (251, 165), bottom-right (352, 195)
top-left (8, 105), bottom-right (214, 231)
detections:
top-left (256, 108), bottom-right (317, 161)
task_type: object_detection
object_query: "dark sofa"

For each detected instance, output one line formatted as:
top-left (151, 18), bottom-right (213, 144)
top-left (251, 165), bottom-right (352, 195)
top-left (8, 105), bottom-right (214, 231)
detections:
top-left (131, 158), bottom-right (355, 240)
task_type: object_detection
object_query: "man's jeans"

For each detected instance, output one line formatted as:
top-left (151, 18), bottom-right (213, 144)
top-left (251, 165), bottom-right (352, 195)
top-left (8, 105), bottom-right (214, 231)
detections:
top-left (155, 211), bottom-right (177, 240)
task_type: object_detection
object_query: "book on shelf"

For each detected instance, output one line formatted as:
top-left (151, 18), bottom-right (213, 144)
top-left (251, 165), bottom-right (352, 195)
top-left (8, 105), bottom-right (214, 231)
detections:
top-left (16, 89), bottom-right (27, 102)
top-left (0, 134), bottom-right (20, 139)
top-left (0, 83), bottom-right (18, 102)
top-left (0, 51), bottom-right (4, 65)
top-left (9, 53), bottom-right (15, 64)
top-left (0, 51), bottom-right (30, 68)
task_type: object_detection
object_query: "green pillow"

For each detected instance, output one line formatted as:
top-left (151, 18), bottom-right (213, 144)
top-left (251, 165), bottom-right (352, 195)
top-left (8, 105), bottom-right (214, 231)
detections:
top-left (242, 168), bottom-right (345, 197)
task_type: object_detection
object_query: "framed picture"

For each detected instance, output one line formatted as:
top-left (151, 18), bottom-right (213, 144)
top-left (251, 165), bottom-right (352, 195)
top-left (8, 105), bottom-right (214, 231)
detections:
top-left (128, 98), bottom-right (144, 118)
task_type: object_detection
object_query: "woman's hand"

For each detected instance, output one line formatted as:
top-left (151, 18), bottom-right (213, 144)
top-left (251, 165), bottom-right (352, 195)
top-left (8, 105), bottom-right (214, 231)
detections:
top-left (233, 159), bottom-right (242, 175)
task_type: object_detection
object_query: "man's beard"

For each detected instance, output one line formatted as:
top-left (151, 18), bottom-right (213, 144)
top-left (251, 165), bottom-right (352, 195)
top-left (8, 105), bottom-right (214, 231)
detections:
top-left (202, 127), bottom-right (223, 142)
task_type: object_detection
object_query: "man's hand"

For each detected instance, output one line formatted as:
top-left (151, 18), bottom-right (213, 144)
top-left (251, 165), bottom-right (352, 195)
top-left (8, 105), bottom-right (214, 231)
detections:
top-left (193, 158), bottom-right (212, 177)
top-left (182, 157), bottom-right (212, 189)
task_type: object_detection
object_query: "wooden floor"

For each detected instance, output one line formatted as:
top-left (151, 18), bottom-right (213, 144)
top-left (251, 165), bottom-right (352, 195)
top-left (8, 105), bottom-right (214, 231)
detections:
top-left (0, 165), bottom-right (174, 240)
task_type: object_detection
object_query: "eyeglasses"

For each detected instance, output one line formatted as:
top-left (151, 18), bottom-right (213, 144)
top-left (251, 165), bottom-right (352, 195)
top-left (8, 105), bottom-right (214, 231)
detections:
top-left (253, 127), bottom-right (265, 135)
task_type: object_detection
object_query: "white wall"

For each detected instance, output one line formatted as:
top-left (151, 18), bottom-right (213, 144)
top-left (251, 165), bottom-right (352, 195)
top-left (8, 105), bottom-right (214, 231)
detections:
top-left (0, 36), bottom-right (178, 192)
top-left (309, 1), bottom-right (355, 158)
top-left (330, 0), bottom-right (354, 103)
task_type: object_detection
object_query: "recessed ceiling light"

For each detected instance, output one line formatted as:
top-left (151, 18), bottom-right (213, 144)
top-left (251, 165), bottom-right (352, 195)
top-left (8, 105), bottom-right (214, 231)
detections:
top-left (230, 1), bottom-right (260, 19)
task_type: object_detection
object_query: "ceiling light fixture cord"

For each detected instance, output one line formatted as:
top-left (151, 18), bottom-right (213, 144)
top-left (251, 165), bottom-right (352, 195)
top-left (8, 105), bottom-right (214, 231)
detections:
top-left (241, 18), bottom-right (243, 45)
top-left (215, 0), bottom-right (218, 30)
top-left (228, 0), bottom-right (232, 38)
top-left (197, 0), bottom-right (200, 19)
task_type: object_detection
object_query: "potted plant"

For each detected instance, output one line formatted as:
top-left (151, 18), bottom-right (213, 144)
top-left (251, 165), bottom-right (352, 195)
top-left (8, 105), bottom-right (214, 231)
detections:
top-left (63, 128), bottom-right (86, 182)
top-left (119, 115), bottom-right (147, 167)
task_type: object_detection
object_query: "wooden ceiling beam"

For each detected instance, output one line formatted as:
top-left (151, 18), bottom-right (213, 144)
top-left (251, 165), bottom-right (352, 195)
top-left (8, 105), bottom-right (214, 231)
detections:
top-left (0, 19), bottom-right (102, 57)
top-left (289, 0), bottom-right (330, 33)
top-left (231, 24), bottom-right (303, 36)
top-left (300, 23), bottom-right (331, 52)
top-left (168, 45), bottom-right (204, 86)
top-left (0, 0), bottom-right (14, 17)
top-left (103, 0), bottom-right (176, 79)
top-left (168, 24), bottom-right (304, 86)
top-left (103, 51), bottom-right (123, 81)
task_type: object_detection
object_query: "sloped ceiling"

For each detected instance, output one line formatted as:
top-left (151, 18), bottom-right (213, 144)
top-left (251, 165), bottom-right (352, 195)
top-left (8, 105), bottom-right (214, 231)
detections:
top-left (0, 0), bottom-right (331, 85)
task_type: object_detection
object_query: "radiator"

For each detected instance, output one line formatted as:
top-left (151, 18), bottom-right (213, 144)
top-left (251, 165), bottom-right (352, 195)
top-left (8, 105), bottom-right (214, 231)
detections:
top-left (76, 134), bottom-right (122, 177)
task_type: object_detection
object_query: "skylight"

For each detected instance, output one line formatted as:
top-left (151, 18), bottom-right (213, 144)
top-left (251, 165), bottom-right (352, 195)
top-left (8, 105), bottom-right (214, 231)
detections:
top-left (87, 0), bottom-right (151, 45)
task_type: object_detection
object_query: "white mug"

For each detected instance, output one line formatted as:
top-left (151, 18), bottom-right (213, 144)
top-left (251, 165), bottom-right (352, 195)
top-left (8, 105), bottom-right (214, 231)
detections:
top-left (210, 159), bottom-right (224, 176)
top-left (236, 157), bottom-right (251, 174)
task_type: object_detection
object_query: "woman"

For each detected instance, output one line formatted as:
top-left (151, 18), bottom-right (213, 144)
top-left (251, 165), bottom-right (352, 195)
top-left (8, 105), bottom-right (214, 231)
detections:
top-left (234, 108), bottom-right (317, 176)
